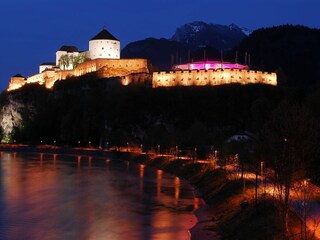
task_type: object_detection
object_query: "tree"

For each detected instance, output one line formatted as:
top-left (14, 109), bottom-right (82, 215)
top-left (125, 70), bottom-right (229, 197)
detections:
top-left (263, 101), bottom-right (319, 236)
top-left (58, 54), bottom-right (70, 70)
top-left (70, 54), bottom-right (86, 69)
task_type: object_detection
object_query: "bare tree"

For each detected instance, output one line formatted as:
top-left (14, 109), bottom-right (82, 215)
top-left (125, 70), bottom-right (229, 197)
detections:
top-left (263, 101), bottom-right (318, 236)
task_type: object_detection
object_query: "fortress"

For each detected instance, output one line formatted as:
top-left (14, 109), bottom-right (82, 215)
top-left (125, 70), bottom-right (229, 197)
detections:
top-left (8, 28), bottom-right (277, 91)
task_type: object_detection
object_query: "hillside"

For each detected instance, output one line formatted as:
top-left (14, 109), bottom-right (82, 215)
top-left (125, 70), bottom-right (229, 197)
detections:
top-left (0, 76), bottom-right (281, 148)
top-left (232, 25), bottom-right (320, 87)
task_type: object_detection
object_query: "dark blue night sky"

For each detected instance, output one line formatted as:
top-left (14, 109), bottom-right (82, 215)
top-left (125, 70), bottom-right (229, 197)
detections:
top-left (0, 0), bottom-right (319, 92)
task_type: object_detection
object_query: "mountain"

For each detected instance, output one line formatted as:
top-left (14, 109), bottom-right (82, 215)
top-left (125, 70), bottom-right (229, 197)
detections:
top-left (121, 21), bottom-right (249, 70)
top-left (171, 21), bottom-right (249, 51)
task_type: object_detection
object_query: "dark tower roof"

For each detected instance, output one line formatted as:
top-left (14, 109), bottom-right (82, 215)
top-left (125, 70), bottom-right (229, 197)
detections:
top-left (58, 46), bottom-right (79, 52)
top-left (90, 27), bottom-right (119, 41)
top-left (12, 74), bottom-right (24, 78)
top-left (40, 62), bottom-right (56, 66)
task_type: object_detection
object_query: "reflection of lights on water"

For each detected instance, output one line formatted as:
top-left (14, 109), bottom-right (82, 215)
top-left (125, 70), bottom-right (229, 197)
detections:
top-left (53, 154), bottom-right (57, 168)
top-left (77, 156), bottom-right (81, 168)
top-left (157, 169), bottom-right (163, 179)
top-left (139, 164), bottom-right (145, 178)
top-left (105, 159), bottom-right (111, 164)
top-left (175, 177), bottom-right (180, 202)
top-left (157, 169), bottom-right (162, 196)
top-left (140, 164), bottom-right (145, 195)
top-left (88, 157), bottom-right (92, 167)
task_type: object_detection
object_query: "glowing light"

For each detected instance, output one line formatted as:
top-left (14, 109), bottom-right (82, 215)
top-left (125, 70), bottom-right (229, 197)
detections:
top-left (173, 61), bottom-right (248, 71)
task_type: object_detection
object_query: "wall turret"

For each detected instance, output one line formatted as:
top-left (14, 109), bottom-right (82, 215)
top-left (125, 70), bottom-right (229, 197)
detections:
top-left (89, 27), bottom-right (120, 60)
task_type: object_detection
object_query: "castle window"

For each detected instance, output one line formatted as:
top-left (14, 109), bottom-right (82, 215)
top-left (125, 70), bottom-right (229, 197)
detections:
top-left (102, 47), bottom-right (104, 50)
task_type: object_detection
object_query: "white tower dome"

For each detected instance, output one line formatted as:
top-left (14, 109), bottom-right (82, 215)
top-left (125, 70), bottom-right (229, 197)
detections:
top-left (89, 27), bottom-right (120, 60)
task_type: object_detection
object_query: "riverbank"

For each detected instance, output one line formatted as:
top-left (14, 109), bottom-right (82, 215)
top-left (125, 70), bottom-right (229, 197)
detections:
top-left (0, 145), bottom-right (313, 239)
top-left (130, 154), bottom-right (313, 240)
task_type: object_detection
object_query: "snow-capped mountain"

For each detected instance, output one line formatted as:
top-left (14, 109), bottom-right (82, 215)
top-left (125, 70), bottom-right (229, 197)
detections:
top-left (171, 21), bottom-right (249, 51)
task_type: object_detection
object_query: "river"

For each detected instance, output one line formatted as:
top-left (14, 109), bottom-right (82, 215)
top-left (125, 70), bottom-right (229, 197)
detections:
top-left (0, 152), bottom-right (203, 240)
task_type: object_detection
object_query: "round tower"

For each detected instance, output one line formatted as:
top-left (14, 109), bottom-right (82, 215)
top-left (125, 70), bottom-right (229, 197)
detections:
top-left (89, 26), bottom-right (120, 60)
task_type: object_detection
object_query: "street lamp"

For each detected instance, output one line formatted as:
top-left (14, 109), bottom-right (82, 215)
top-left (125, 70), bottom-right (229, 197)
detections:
top-left (158, 145), bottom-right (160, 155)
top-left (78, 140), bottom-right (80, 147)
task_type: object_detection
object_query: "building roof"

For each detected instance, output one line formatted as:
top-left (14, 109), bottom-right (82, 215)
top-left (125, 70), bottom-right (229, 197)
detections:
top-left (40, 62), bottom-right (56, 66)
top-left (12, 74), bottom-right (24, 78)
top-left (58, 46), bottom-right (79, 52)
top-left (90, 27), bottom-right (119, 41)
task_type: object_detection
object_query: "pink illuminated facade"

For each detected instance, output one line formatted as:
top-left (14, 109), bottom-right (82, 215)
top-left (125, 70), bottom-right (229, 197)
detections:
top-left (173, 61), bottom-right (248, 71)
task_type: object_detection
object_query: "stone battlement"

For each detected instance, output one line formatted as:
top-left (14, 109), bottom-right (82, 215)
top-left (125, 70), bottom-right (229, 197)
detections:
top-left (8, 58), bottom-right (149, 91)
top-left (152, 68), bottom-right (277, 87)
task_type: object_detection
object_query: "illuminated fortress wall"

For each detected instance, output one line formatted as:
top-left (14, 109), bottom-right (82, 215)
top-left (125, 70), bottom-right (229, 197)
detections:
top-left (152, 69), bottom-right (277, 87)
top-left (74, 58), bottom-right (148, 78)
top-left (8, 59), bottom-right (149, 91)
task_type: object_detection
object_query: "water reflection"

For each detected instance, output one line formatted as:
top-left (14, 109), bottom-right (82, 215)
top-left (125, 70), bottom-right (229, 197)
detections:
top-left (77, 155), bottom-right (81, 168)
top-left (175, 177), bottom-right (180, 205)
top-left (0, 152), bottom-right (201, 240)
top-left (139, 164), bottom-right (145, 195)
top-left (157, 169), bottom-right (162, 197)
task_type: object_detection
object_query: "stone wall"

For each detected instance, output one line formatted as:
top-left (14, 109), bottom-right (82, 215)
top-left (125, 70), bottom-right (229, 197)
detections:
top-left (8, 58), bottom-right (150, 91)
top-left (152, 69), bottom-right (277, 87)
top-left (8, 76), bottom-right (26, 91)
top-left (8, 60), bottom-right (277, 91)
